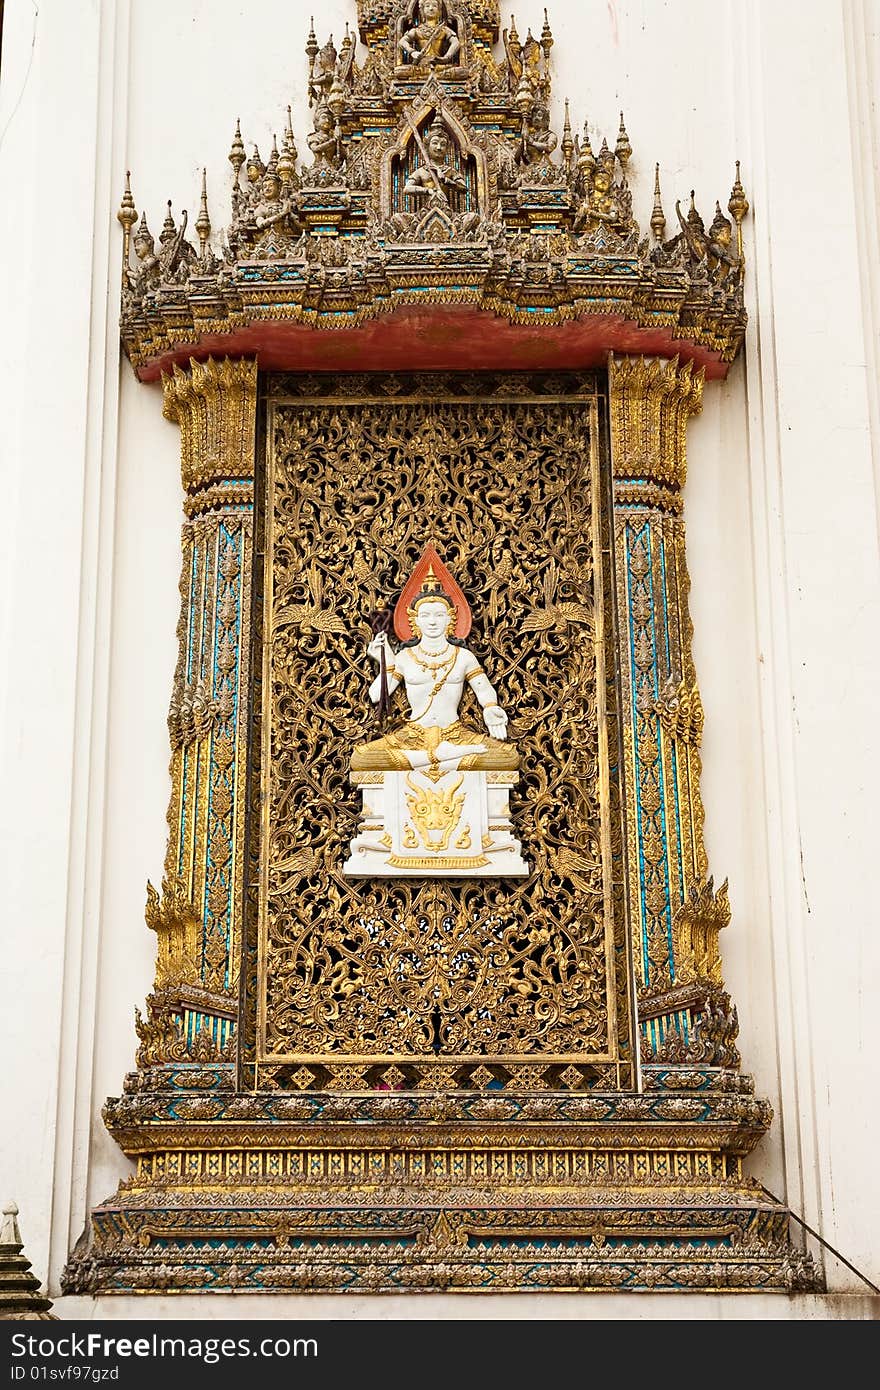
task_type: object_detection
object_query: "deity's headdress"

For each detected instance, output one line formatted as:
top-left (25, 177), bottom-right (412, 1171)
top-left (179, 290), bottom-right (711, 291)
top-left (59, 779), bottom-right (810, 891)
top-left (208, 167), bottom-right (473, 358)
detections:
top-left (406, 565), bottom-right (457, 631)
top-left (160, 202), bottom-right (177, 245)
top-left (709, 200), bottom-right (732, 240)
top-left (686, 190), bottom-right (705, 235)
top-left (134, 211), bottom-right (153, 247)
top-left (394, 545), bottom-right (471, 642)
top-left (596, 137), bottom-right (615, 177)
top-left (428, 112), bottom-right (449, 142)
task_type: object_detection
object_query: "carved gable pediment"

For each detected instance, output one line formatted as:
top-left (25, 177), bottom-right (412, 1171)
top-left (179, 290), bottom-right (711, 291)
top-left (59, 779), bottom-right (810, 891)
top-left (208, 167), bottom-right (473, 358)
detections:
top-left (117, 0), bottom-right (749, 381)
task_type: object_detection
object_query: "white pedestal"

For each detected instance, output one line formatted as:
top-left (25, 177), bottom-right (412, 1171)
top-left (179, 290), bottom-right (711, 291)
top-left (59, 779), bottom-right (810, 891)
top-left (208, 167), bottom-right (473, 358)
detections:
top-left (343, 769), bottom-right (529, 878)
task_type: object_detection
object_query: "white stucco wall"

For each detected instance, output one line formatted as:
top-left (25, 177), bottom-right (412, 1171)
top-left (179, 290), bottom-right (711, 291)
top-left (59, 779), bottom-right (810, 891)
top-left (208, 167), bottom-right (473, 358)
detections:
top-left (1, 0), bottom-right (878, 1319)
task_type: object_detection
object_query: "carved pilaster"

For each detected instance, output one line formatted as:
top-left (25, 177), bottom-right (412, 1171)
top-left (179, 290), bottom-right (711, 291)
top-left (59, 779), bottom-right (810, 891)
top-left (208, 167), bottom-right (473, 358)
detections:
top-left (136, 358), bottom-right (257, 1067)
top-left (609, 355), bottom-right (737, 1065)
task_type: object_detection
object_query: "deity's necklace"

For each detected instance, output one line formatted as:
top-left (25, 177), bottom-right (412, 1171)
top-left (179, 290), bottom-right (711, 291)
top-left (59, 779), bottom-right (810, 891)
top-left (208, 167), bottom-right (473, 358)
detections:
top-left (411, 643), bottom-right (456, 674)
top-left (409, 647), bottom-right (458, 722)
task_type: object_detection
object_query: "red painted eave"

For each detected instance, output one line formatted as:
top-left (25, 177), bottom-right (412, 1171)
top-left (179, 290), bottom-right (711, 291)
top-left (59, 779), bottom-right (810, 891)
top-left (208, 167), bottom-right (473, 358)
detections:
top-left (134, 304), bottom-right (732, 383)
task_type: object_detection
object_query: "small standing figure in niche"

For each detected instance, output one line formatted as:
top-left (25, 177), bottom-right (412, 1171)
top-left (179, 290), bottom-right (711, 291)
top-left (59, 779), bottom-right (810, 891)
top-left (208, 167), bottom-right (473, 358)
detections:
top-left (403, 115), bottom-right (467, 202)
top-left (398, 0), bottom-right (461, 68)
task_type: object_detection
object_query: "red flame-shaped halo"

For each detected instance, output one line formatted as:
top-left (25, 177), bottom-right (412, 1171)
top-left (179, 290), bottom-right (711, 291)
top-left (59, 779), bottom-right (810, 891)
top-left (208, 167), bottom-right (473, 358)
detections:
top-left (393, 544), bottom-right (472, 642)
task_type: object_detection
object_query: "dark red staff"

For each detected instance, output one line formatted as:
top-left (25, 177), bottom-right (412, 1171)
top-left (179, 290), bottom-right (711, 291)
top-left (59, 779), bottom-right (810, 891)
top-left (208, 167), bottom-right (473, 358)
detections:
top-left (368, 608), bottom-right (394, 726)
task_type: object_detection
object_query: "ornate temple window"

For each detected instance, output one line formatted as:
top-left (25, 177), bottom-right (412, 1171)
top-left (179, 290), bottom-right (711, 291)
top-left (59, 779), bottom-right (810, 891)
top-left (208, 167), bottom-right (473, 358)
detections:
top-left (64, 1), bottom-right (821, 1297)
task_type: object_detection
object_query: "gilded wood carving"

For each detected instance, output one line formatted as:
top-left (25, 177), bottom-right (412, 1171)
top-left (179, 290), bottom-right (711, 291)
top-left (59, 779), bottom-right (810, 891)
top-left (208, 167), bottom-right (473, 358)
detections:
top-left (255, 373), bottom-right (631, 1089)
top-left (62, 1), bottom-right (824, 1299)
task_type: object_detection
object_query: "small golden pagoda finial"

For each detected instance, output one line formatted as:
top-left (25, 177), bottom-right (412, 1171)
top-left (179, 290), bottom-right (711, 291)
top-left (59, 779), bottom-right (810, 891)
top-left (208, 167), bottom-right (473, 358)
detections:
top-left (278, 106), bottom-right (298, 184)
top-left (117, 170), bottom-right (138, 273)
top-left (541, 8), bottom-right (554, 60)
top-left (195, 168), bottom-right (211, 262)
top-left (615, 112), bottom-right (632, 167)
top-left (561, 99), bottom-right (574, 168)
top-left (728, 159), bottom-right (749, 261)
top-left (575, 119), bottom-right (595, 190)
top-left (651, 162), bottom-right (666, 242)
top-left (228, 118), bottom-right (245, 187)
top-left (306, 16), bottom-right (319, 105)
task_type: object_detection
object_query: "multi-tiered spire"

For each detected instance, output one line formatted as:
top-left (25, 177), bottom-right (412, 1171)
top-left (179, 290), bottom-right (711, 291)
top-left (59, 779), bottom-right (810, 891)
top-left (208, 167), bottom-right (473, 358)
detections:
top-left (117, 1), bottom-right (748, 377)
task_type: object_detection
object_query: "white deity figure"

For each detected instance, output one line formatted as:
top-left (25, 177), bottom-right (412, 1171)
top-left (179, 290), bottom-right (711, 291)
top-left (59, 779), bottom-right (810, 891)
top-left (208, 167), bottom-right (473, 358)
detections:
top-left (351, 570), bottom-right (518, 779)
top-left (344, 563), bottom-right (527, 878)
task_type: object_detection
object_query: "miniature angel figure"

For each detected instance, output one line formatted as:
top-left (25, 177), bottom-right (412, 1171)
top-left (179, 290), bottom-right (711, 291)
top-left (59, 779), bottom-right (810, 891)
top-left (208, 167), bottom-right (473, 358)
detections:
top-left (244, 147), bottom-right (266, 206)
top-left (674, 196), bottom-right (742, 284)
top-left (131, 214), bottom-right (160, 289)
top-left (150, 204), bottom-right (197, 283)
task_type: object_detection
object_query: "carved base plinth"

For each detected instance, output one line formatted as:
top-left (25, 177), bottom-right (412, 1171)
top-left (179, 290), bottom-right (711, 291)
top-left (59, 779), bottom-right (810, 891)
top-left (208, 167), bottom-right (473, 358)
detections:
top-left (344, 770), bottom-right (529, 877)
top-left (64, 1073), bottom-right (821, 1296)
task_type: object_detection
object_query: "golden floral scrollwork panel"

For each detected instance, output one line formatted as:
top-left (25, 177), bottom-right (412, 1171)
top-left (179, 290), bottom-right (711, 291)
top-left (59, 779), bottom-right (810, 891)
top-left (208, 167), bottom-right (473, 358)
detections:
top-left (254, 372), bottom-right (634, 1089)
